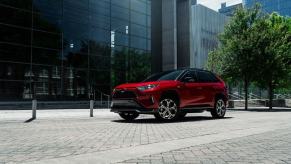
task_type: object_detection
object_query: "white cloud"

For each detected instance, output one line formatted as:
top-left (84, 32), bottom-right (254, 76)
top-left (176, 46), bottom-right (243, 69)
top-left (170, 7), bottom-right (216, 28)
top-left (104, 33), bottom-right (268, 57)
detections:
top-left (197, 0), bottom-right (242, 11)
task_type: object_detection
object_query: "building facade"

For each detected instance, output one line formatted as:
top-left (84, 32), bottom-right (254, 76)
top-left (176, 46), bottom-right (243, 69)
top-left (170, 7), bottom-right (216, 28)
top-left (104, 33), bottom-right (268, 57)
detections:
top-left (152, 1), bottom-right (228, 72)
top-left (151, 0), bottom-right (195, 72)
top-left (219, 3), bottom-right (243, 16)
top-left (0, 0), bottom-right (151, 101)
top-left (243, 0), bottom-right (291, 16)
top-left (191, 5), bottom-right (229, 68)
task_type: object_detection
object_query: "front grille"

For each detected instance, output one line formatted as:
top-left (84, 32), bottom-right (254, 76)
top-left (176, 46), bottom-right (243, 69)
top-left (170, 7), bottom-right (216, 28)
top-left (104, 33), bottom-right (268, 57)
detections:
top-left (113, 90), bottom-right (136, 99)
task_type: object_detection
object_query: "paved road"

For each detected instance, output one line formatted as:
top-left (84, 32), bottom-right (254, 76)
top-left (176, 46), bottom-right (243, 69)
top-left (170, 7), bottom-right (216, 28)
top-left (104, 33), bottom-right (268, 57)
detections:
top-left (0, 109), bottom-right (291, 164)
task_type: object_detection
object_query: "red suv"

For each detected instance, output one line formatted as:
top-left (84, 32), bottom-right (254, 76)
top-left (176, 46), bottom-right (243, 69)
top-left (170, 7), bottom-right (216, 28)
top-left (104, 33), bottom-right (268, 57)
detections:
top-left (111, 68), bottom-right (228, 121)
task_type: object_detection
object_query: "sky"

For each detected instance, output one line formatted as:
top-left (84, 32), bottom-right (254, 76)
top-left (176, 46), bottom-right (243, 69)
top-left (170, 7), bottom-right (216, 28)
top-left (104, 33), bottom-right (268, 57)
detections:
top-left (197, 0), bottom-right (242, 11)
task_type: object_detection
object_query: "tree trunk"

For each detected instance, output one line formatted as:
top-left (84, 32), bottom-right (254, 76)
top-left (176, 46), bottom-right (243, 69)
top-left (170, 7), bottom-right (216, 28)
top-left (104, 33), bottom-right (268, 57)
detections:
top-left (268, 82), bottom-right (273, 110)
top-left (244, 79), bottom-right (249, 110)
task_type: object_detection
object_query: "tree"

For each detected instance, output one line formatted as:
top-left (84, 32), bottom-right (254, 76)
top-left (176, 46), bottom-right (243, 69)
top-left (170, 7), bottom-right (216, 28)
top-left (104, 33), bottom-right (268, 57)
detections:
top-left (253, 13), bottom-right (291, 110)
top-left (207, 5), bottom-right (263, 110)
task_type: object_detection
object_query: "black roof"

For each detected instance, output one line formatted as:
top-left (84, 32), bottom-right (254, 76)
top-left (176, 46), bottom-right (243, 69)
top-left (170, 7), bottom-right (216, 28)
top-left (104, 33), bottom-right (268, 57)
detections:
top-left (153, 68), bottom-right (214, 75)
top-left (177, 67), bottom-right (207, 72)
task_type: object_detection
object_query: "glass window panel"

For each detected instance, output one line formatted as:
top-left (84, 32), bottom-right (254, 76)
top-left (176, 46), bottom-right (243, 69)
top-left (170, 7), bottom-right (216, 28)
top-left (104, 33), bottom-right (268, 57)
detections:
top-left (111, 0), bottom-right (129, 9)
top-left (111, 5), bottom-right (129, 20)
top-left (90, 27), bottom-right (110, 43)
top-left (64, 0), bottom-right (88, 11)
top-left (127, 49), bottom-right (151, 82)
top-left (114, 32), bottom-right (129, 46)
top-left (64, 8), bottom-right (89, 25)
top-left (33, 12), bottom-right (62, 33)
top-left (0, 61), bottom-right (30, 80)
top-left (131, 11), bottom-right (146, 25)
top-left (89, 70), bottom-right (110, 88)
top-left (33, 31), bottom-right (62, 49)
top-left (31, 65), bottom-right (62, 97)
top-left (90, 14), bottom-right (110, 29)
top-left (63, 38), bottom-right (88, 56)
top-left (112, 46), bottom-right (127, 71)
top-left (32, 48), bottom-right (61, 65)
top-left (111, 18), bottom-right (129, 34)
top-left (89, 55), bottom-right (110, 70)
top-left (90, 0), bottom-right (110, 16)
top-left (63, 68), bottom-right (88, 98)
top-left (0, 5), bottom-right (32, 28)
top-left (0, 0), bottom-right (32, 10)
top-left (0, 24), bottom-right (31, 45)
top-left (131, 23), bottom-right (147, 38)
top-left (131, 0), bottom-right (146, 14)
top-left (63, 53), bottom-right (88, 69)
top-left (0, 81), bottom-right (28, 100)
top-left (130, 36), bottom-right (147, 50)
top-left (89, 42), bottom-right (110, 57)
top-left (64, 21), bottom-right (89, 40)
top-left (0, 43), bottom-right (31, 63)
top-left (64, 0), bottom-right (89, 25)
top-left (33, 0), bottom-right (62, 16)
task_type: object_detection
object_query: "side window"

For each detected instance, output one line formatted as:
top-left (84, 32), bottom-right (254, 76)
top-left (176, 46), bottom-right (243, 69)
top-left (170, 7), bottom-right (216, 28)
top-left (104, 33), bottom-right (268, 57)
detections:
top-left (197, 71), bottom-right (219, 83)
top-left (181, 71), bottom-right (197, 83)
top-left (209, 73), bottom-right (220, 82)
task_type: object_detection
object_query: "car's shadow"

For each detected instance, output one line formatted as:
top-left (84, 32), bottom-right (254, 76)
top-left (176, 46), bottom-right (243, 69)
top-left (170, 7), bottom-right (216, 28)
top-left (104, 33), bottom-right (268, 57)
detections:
top-left (112, 116), bottom-right (233, 124)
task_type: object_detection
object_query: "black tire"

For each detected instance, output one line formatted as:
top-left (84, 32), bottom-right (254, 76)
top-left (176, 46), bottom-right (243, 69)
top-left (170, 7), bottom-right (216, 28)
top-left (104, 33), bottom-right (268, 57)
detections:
top-left (119, 112), bottom-right (139, 121)
top-left (211, 98), bottom-right (226, 118)
top-left (155, 97), bottom-right (180, 121)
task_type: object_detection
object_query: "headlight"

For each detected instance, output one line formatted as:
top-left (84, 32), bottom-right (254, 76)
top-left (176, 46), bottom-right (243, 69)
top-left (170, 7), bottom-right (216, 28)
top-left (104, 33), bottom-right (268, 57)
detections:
top-left (137, 84), bottom-right (158, 91)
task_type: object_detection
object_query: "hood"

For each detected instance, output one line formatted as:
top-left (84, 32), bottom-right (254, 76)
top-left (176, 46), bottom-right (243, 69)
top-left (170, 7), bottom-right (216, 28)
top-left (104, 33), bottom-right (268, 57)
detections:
top-left (115, 80), bottom-right (176, 89)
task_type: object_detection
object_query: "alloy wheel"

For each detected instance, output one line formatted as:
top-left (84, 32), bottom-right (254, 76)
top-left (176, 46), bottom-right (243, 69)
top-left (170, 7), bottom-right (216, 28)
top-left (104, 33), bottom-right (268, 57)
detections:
top-left (216, 99), bottom-right (226, 117)
top-left (158, 99), bottom-right (178, 120)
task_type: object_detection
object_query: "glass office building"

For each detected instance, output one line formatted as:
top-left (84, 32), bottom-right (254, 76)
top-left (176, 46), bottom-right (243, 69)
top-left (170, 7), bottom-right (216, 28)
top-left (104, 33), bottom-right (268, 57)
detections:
top-left (243, 0), bottom-right (291, 16)
top-left (0, 0), bottom-right (151, 101)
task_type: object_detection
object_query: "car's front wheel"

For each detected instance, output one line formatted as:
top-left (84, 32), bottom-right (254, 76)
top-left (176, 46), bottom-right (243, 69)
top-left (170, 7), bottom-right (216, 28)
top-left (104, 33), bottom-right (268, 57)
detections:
top-left (211, 98), bottom-right (226, 118)
top-left (119, 112), bottom-right (139, 121)
top-left (154, 98), bottom-right (180, 121)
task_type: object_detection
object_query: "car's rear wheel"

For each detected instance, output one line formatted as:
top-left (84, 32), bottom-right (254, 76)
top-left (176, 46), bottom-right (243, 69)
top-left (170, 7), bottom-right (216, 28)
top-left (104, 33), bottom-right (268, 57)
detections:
top-left (211, 98), bottom-right (226, 118)
top-left (154, 98), bottom-right (180, 121)
top-left (119, 112), bottom-right (139, 121)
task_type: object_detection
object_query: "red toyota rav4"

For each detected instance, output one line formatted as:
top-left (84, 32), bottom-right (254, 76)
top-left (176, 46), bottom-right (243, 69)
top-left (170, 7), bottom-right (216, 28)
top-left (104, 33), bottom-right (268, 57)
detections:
top-left (111, 68), bottom-right (228, 121)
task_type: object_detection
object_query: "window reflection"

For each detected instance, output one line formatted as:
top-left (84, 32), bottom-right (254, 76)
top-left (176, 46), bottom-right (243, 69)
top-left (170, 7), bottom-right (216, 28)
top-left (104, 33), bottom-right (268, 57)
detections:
top-left (0, 0), bottom-right (151, 100)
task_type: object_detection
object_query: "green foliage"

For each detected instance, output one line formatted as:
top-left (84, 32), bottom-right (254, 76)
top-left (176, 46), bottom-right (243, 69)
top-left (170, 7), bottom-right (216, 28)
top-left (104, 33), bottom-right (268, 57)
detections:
top-left (255, 13), bottom-right (291, 87)
top-left (206, 4), bottom-right (291, 109)
top-left (207, 5), bottom-right (263, 82)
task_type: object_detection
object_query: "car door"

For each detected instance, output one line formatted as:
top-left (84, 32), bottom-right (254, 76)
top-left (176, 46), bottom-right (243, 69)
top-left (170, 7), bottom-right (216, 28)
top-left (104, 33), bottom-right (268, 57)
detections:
top-left (195, 71), bottom-right (216, 105)
top-left (178, 70), bottom-right (205, 108)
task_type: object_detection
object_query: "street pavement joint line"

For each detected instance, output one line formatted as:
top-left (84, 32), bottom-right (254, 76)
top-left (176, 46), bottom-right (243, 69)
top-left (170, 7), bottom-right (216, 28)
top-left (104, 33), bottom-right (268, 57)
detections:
top-left (26, 125), bottom-right (290, 164)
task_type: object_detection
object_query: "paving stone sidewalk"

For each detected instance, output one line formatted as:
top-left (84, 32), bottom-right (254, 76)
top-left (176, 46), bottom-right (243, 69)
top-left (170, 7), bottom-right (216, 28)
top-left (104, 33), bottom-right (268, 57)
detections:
top-left (1, 110), bottom-right (291, 163)
top-left (119, 128), bottom-right (291, 164)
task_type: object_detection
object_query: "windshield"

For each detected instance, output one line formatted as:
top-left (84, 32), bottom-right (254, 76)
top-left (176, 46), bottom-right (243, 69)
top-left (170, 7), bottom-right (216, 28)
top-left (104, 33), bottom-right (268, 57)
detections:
top-left (143, 70), bottom-right (183, 82)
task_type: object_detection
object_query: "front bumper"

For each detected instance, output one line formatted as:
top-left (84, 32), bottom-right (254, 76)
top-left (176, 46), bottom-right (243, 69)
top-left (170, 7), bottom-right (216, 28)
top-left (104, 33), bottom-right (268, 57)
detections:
top-left (110, 99), bottom-right (156, 114)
